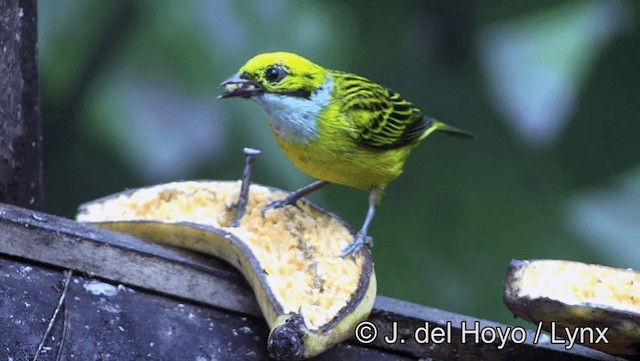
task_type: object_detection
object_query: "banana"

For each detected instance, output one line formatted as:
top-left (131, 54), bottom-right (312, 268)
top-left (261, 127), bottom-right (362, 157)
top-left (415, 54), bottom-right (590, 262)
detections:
top-left (76, 180), bottom-right (376, 360)
top-left (503, 259), bottom-right (640, 358)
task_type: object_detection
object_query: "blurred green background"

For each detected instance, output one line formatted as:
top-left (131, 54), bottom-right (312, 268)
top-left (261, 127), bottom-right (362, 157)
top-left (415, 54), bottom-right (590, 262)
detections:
top-left (38, 0), bottom-right (639, 326)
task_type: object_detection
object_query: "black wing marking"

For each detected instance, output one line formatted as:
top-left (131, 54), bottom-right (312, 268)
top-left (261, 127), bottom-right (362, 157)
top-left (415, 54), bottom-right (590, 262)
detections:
top-left (332, 71), bottom-right (431, 150)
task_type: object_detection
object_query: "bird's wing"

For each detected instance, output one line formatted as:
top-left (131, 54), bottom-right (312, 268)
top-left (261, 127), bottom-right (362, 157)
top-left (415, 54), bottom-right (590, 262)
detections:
top-left (331, 71), bottom-right (430, 150)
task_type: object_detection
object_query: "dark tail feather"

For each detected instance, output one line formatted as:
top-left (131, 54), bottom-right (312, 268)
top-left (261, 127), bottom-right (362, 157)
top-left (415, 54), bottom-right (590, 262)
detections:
top-left (423, 117), bottom-right (476, 139)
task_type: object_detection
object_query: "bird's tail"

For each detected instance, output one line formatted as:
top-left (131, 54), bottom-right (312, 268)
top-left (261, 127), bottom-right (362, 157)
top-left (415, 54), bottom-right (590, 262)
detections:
top-left (422, 117), bottom-right (475, 139)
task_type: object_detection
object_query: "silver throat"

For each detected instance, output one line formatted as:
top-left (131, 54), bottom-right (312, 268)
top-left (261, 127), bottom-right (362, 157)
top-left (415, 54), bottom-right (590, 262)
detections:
top-left (252, 75), bottom-right (333, 143)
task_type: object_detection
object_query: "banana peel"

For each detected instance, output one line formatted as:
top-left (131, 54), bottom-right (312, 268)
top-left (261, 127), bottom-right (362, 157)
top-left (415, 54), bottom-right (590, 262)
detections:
top-left (503, 259), bottom-right (640, 358)
top-left (76, 180), bottom-right (376, 360)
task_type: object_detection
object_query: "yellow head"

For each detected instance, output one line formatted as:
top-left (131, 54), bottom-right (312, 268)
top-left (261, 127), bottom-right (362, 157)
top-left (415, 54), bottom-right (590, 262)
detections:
top-left (220, 52), bottom-right (335, 143)
top-left (219, 52), bottom-right (327, 99)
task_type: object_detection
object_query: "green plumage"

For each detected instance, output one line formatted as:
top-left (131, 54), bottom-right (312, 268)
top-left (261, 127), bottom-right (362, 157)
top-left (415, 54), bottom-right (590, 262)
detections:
top-left (330, 70), bottom-right (474, 151)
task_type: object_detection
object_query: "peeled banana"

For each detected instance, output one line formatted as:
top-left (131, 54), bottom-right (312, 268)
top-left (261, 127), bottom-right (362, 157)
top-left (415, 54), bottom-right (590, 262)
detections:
top-left (504, 259), bottom-right (640, 358)
top-left (77, 180), bottom-right (377, 360)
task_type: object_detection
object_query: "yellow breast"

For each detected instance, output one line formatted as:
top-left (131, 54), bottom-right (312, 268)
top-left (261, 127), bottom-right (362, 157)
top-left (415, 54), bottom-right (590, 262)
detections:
top-left (268, 115), bottom-right (411, 190)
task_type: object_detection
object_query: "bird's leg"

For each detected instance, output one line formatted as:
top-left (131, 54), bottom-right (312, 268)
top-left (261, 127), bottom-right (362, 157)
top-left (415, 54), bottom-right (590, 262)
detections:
top-left (340, 187), bottom-right (379, 258)
top-left (262, 180), bottom-right (330, 217)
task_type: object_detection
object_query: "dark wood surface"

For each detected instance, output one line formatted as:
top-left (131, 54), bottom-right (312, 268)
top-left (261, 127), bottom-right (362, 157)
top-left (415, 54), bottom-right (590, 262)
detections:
top-left (0, 203), bottom-right (623, 361)
top-left (0, 0), bottom-right (43, 210)
top-left (0, 256), bottom-right (413, 361)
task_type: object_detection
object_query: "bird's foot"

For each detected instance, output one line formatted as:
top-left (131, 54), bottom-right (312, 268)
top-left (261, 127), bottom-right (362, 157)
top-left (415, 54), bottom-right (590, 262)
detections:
top-left (261, 196), bottom-right (302, 218)
top-left (339, 231), bottom-right (373, 258)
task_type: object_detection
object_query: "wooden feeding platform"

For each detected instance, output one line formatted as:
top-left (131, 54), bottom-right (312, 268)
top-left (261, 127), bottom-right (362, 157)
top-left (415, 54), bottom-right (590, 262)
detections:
top-left (0, 203), bottom-right (622, 360)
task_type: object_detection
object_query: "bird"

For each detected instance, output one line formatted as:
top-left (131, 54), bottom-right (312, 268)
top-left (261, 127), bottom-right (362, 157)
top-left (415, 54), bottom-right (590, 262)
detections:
top-left (219, 52), bottom-right (474, 257)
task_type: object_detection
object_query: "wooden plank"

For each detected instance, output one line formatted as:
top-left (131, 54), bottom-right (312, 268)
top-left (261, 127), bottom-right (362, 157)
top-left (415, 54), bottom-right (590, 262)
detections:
top-left (0, 202), bottom-right (261, 317)
top-left (369, 296), bottom-right (621, 360)
top-left (0, 203), bottom-right (623, 360)
top-left (0, 257), bottom-right (412, 361)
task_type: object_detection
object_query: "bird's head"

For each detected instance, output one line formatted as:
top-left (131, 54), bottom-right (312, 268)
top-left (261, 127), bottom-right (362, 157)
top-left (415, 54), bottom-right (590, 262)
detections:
top-left (219, 52), bottom-right (327, 100)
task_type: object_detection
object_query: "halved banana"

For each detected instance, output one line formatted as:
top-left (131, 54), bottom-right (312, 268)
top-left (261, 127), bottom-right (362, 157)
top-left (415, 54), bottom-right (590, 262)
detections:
top-left (77, 180), bottom-right (376, 360)
top-left (503, 259), bottom-right (640, 357)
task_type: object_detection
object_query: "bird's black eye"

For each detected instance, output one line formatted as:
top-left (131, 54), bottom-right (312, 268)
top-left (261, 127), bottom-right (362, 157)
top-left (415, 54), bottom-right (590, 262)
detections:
top-left (264, 65), bottom-right (286, 83)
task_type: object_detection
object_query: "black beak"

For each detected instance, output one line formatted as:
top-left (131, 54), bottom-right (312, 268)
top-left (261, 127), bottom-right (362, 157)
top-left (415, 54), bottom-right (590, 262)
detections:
top-left (218, 74), bottom-right (263, 99)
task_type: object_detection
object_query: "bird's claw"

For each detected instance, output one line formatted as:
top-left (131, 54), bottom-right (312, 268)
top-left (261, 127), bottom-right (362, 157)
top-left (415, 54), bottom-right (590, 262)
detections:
top-left (261, 197), bottom-right (302, 218)
top-left (339, 231), bottom-right (373, 258)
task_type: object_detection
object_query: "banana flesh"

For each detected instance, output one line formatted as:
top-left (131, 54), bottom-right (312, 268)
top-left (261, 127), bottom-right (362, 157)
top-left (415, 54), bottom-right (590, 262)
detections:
top-left (77, 180), bottom-right (376, 360)
top-left (503, 259), bottom-right (640, 358)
